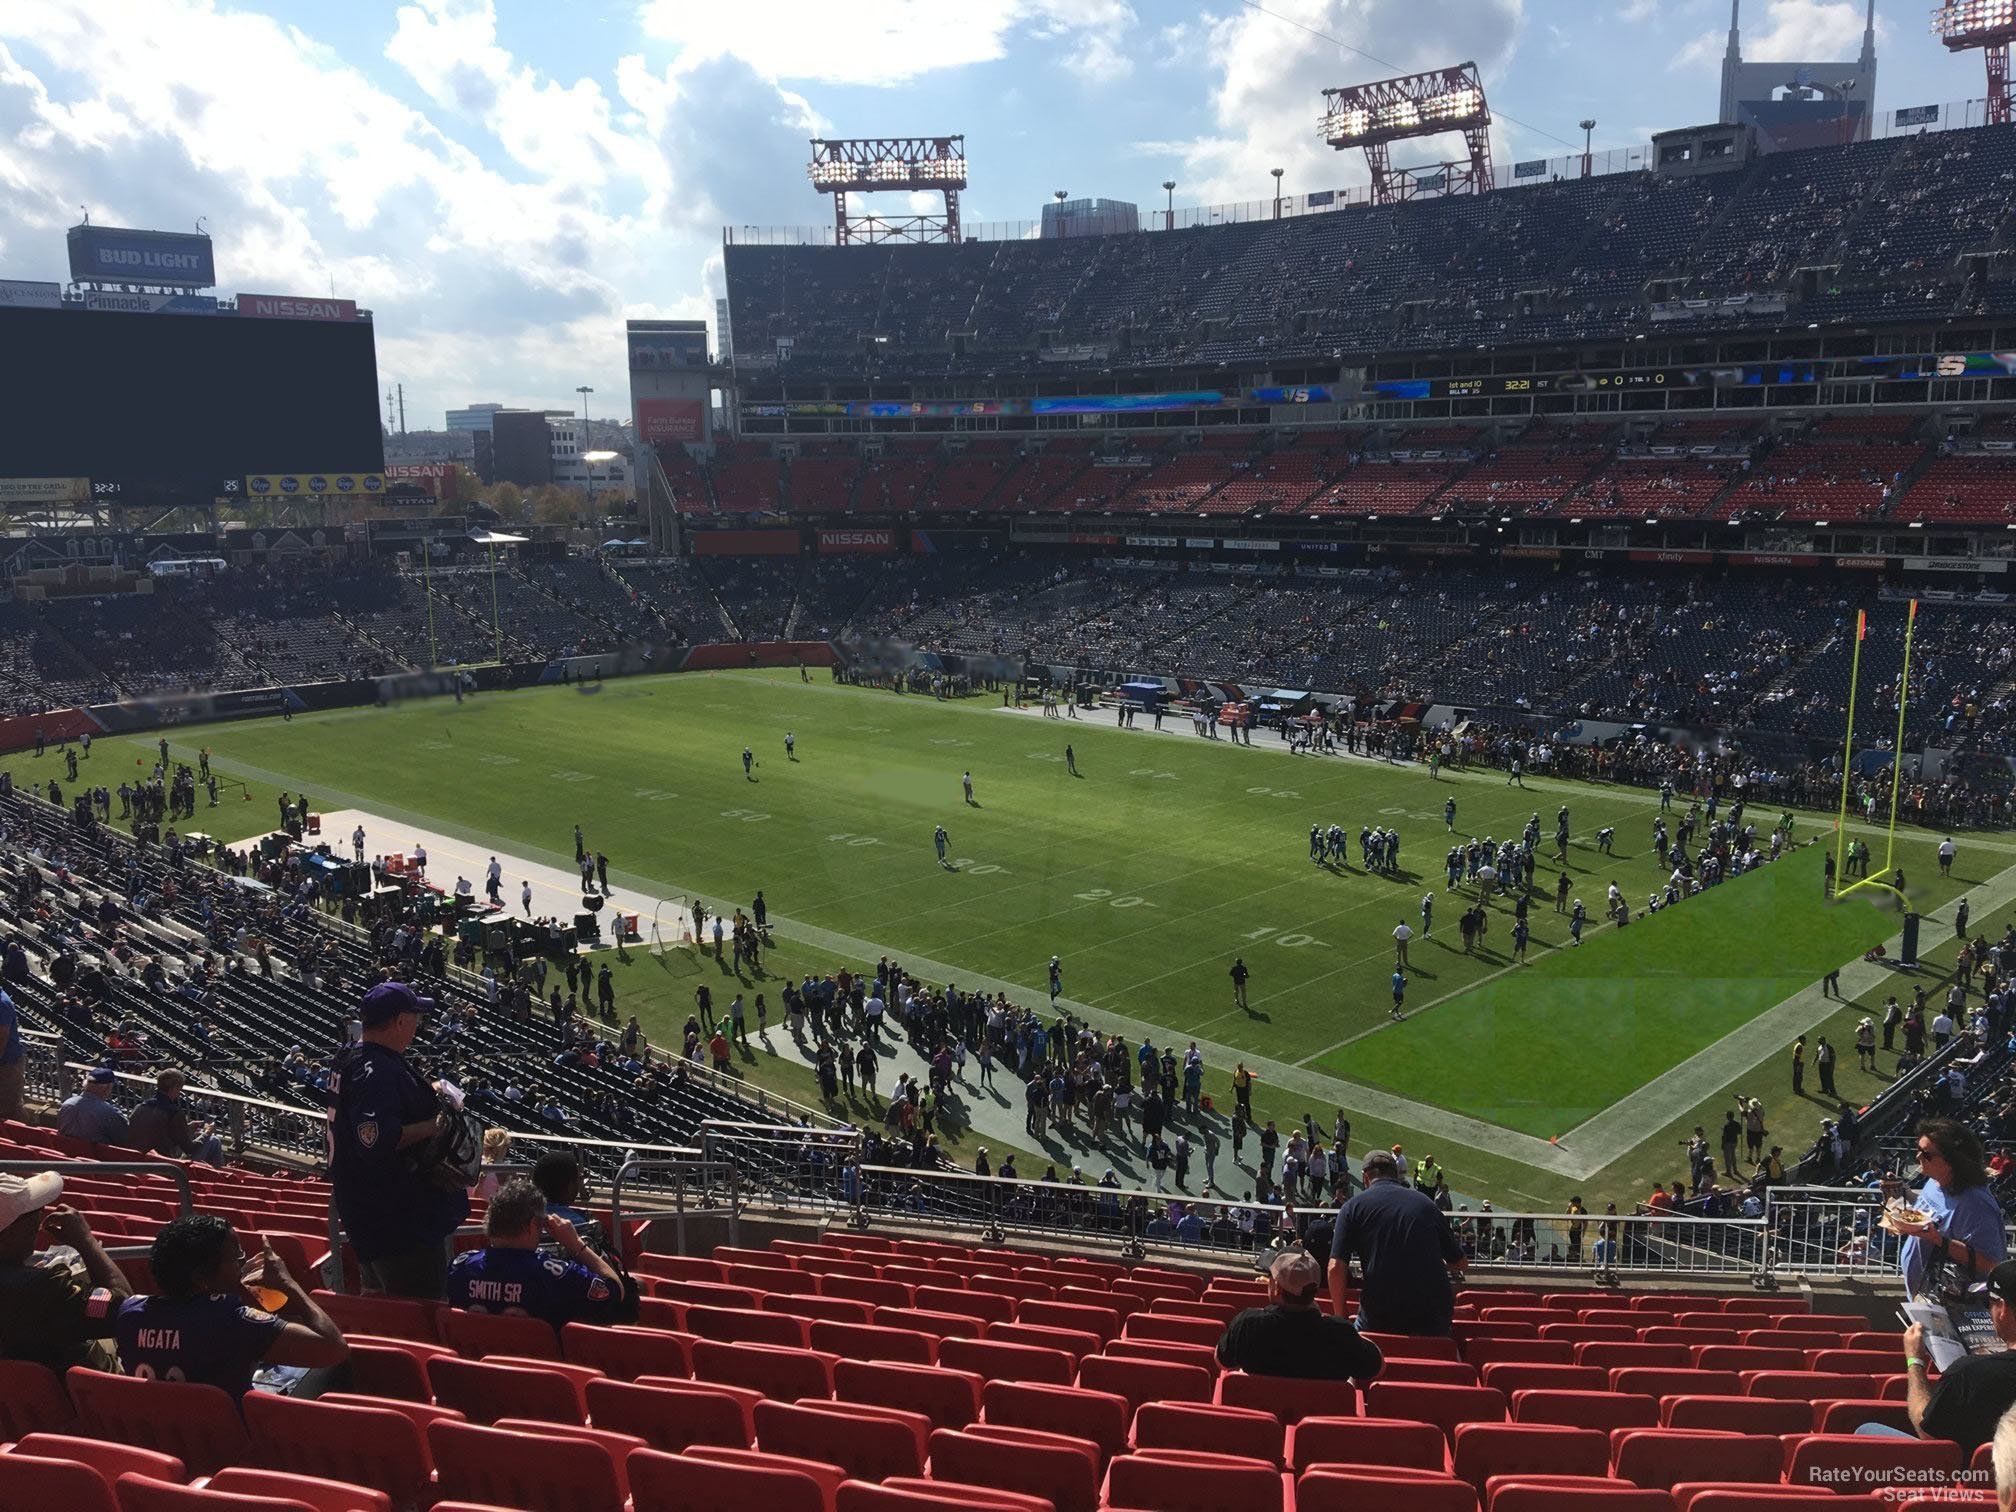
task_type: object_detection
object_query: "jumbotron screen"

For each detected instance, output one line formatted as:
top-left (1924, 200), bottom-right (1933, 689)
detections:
top-left (0, 306), bottom-right (385, 497)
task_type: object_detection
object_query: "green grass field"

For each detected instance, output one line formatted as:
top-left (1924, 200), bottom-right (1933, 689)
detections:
top-left (24, 667), bottom-right (2001, 1209)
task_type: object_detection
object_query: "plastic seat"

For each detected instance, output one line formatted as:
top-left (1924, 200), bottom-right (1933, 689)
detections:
top-left (1450, 1421), bottom-right (1607, 1489)
top-left (1293, 1465), bottom-right (1478, 1510)
top-left (1612, 1368), bottom-right (1742, 1399)
top-left (1660, 1395), bottom-right (1810, 1433)
top-left (822, 1276), bottom-right (914, 1309)
top-left (309, 1291), bottom-right (437, 1344)
top-left (111, 1478), bottom-right (318, 1512)
top-left (982, 1379), bottom-right (1131, 1466)
top-left (1743, 1371), bottom-right (1885, 1401)
top-left (630, 1254), bottom-right (725, 1284)
top-left (687, 1305), bottom-right (812, 1349)
top-left (683, 1444), bottom-right (846, 1505)
top-left (1133, 1401), bottom-right (1283, 1466)
top-left (1676, 1491), bottom-right (1879, 1510)
top-left (585, 1377), bottom-right (757, 1450)
top-left (1782, 1433), bottom-right (1961, 1492)
top-left (1613, 1429), bottom-right (1781, 1490)
top-left (1076, 1354), bottom-right (1212, 1412)
top-left (1103, 1449), bottom-right (1282, 1512)
top-left (1103, 1338), bottom-right (1222, 1376)
top-left (834, 1481), bottom-right (1052, 1512)
top-left (755, 1399), bottom-right (927, 1481)
top-left (766, 1295), bottom-right (877, 1326)
top-left (692, 1339), bottom-right (838, 1399)
top-left (806, 1319), bottom-right (934, 1365)
top-left (1481, 1364), bottom-right (1607, 1395)
top-left (988, 1322), bottom-right (1102, 1363)
top-left (1365, 1381), bottom-right (1508, 1443)
top-left (203, 1469), bottom-right (391, 1512)
top-left (726, 1263), bottom-right (819, 1296)
top-left (438, 1308), bottom-right (563, 1361)
top-left (2, 1433), bottom-right (183, 1496)
top-left (1121, 1313), bottom-right (1222, 1348)
top-left (626, 1447), bottom-right (830, 1512)
top-left (489, 1422), bottom-right (647, 1500)
top-left (1813, 1398), bottom-right (1912, 1434)
top-left (833, 1359), bottom-right (983, 1429)
top-left (426, 1355), bottom-right (588, 1424)
top-left (928, 1425), bottom-right (1099, 1512)
top-left (914, 1287), bottom-right (1013, 1325)
top-left (67, 1369), bottom-right (250, 1479)
top-left (873, 1307), bottom-right (984, 1342)
top-left (0, 1452), bottom-right (120, 1512)
top-left (426, 1419), bottom-right (625, 1512)
top-left (1216, 1371), bottom-right (1359, 1424)
top-left (1288, 1414), bottom-right (1448, 1473)
top-left (1486, 1478), bottom-right (1673, 1509)
top-left (0, 1363), bottom-right (78, 1439)
top-left (1694, 1347), bottom-right (1806, 1372)
top-left (1464, 1338), bottom-right (1576, 1368)
top-left (1510, 1389), bottom-right (1657, 1429)
top-left (1379, 1358), bottom-right (1482, 1386)
top-left (241, 1392), bottom-right (433, 1509)
top-left (939, 1337), bottom-right (1074, 1386)
top-left (1577, 1343), bottom-right (1693, 1369)
top-left (1060, 1285), bottom-right (1141, 1319)
top-left (319, 1392), bottom-right (465, 1434)
top-left (1365, 1333), bottom-right (1463, 1361)
top-left (562, 1322), bottom-right (696, 1380)
top-left (970, 1275), bottom-right (1054, 1305)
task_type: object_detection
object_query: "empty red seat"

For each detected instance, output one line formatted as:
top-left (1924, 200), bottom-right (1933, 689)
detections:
top-left (726, 1263), bottom-right (818, 1296)
top-left (1577, 1343), bottom-right (1693, 1369)
top-left (66, 1369), bottom-right (250, 1479)
top-left (1682, 1493), bottom-right (1886, 1511)
top-left (1450, 1422), bottom-right (1608, 1489)
top-left (811, 1320), bottom-right (936, 1365)
top-left (1482, 1364), bottom-right (1608, 1395)
top-left (1078, 1354), bottom-right (1212, 1411)
top-left (1511, 1389), bottom-right (1658, 1430)
top-left (914, 1287), bottom-right (1013, 1325)
top-left (834, 1359), bottom-right (982, 1430)
top-left (988, 1321), bottom-right (1102, 1363)
top-left (201, 1468), bottom-right (392, 1512)
top-left (687, 1306), bottom-right (812, 1349)
top-left (1133, 1401), bottom-right (1283, 1466)
top-left (1380, 1358), bottom-right (1482, 1386)
top-left (438, 1308), bottom-right (563, 1361)
top-left (1019, 1300), bottom-right (1121, 1344)
top-left (562, 1322), bottom-right (695, 1381)
top-left (1487, 1479), bottom-right (1672, 1510)
top-left (767, 1295), bottom-right (877, 1326)
top-left (1288, 1414), bottom-right (1447, 1473)
top-left (309, 1291), bottom-right (437, 1344)
top-left (626, 1446), bottom-right (828, 1512)
top-left (427, 1356), bottom-right (588, 1424)
top-left (1294, 1466), bottom-right (1479, 1512)
top-left (1742, 1371), bottom-right (1884, 1402)
top-left (692, 1339), bottom-right (838, 1399)
top-left (1694, 1347), bottom-right (1806, 1372)
top-left (0, 1362), bottom-right (78, 1438)
top-left (108, 1478), bottom-right (319, 1512)
top-left (756, 1399), bottom-right (927, 1481)
top-left (834, 1480), bottom-right (1052, 1512)
top-left (1613, 1429), bottom-right (1781, 1490)
top-left (1661, 1395), bottom-right (1811, 1434)
top-left (0, 1453), bottom-right (121, 1512)
top-left (1216, 1371), bottom-right (1358, 1423)
top-left (939, 1337), bottom-right (1074, 1385)
top-left (982, 1379), bottom-right (1131, 1466)
top-left (823, 1276), bottom-right (915, 1309)
top-left (1365, 1333), bottom-right (1463, 1361)
top-left (241, 1391), bottom-right (433, 1509)
top-left (1366, 1381), bottom-right (1508, 1443)
top-left (1814, 1398), bottom-right (1911, 1435)
top-left (631, 1255), bottom-right (725, 1284)
top-left (1122, 1313), bottom-right (1222, 1348)
top-left (930, 1425), bottom-right (1100, 1512)
top-left (585, 1377), bottom-right (757, 1450)
top-left (1613, 1368), bottom-right (1743, 1399)
top-left (874, 1307), bottom-right (984, 1342)
top-left (1060, 1285), bottom-right (1141, 1318)
top-left (1104, 1449), bottom-right (1281, 1512)
top-left (1540, 1325), bottom-right (1636, 1344)
top-left (426, 1419), bottom-right (625, 1512)
top-left (1465, 1339), bottom-right (1576, 1368)
top-left (1783, 1432), bottom-right (1961, 1492)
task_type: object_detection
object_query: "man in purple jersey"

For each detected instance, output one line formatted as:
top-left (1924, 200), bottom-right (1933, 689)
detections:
top-left (445, 1180), bottom-right (634, 1333)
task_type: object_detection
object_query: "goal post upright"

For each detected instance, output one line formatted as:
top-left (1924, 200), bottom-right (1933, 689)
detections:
top-left (1834, 599), bottom-right (1918, 907)
top-left (1831, 607), bottom-right (1866, 897)
top-left (1877, 597), bottom-right (1920, 880)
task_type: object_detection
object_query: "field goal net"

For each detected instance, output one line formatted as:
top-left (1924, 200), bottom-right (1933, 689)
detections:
top-left (648, 897), bottom-right (698, 956)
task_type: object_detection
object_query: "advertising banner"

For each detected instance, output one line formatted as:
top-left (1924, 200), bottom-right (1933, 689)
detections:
top-left (627, 325), bottom-right (710, 370)
top-left (1628, 549), bottom-right (1714, 564)
top-left (245, 473), bottom-right (385, 498)
top-left (1895, 104), bottom-right (1940, 126)
top-left (83, 291), bottom-right (218, 314)
top-left (1500, 546), bottom-right (1562, 560)
top-left (67, 225), bottom-right (216, 288)
top-left (1905, 555), bottom-right (2006, 574)
top-left (1727, 551), bottom-right (1819, 567)
top-left (0, 478), bottom-right (90, 506)
top-left (1833, 555), bottom-right (1887, 569)
top-left (0, 279), bottom-right (62, 309)
top-left (1514, 158), bottom-right (1548, 177)
top-left (817, 528), bottom-right (895, 554)
top-left (384, 463), bottom-right (460, 496)
top-left (236, 293), bottom-right (359, 321)
top-left (1125, 536), bottom-right (1178, 548)
top-left (694, 530), bottom-right (801, 556)
top-left (1184, 537), bottom-right (1216, 549)
top-left (1222, 538), bottom-right (1281, 551)
top-left (637, 398), bottom-right (705, 444)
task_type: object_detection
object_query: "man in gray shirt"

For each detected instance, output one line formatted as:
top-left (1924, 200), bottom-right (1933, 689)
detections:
top-left (56, 1068), bottom-right (130, 1145)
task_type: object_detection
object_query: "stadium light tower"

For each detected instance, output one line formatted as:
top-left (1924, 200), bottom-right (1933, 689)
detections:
top-left (1932, 0), bottom-right (2015, 125)
top-left (1162, 179), bottom-right (1176, 231)
top-left (1271, 167), bottom-right (1285, 218)
top-left (1579, 118), bottom-right (1597, 177)
top-left (1320, 61), bottom-right (1495, 205)
top-left (806, 136), bottom-right (967, 244)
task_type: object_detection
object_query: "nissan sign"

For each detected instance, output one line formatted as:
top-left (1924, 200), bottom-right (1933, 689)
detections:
top-left (67, 225), bottom-right (216, 289)
top-left (237, 292), bottom-right (359, 321)
top-left (817, 529), bottom-right (895, 554)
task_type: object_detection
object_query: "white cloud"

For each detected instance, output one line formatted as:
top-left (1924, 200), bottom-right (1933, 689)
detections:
top-left (637, 0), bottom-right (1137, 87)
top-left (1673, 0), bottom-right (1876, 72)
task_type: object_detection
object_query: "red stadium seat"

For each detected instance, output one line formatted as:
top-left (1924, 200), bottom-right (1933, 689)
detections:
top-left (0, 1362), bottom-right (78, 1438)
top-left (586, 1377), bottom-right (757, 1450)
top-left (626, 1447), bottom-right (829, 1512)
top-left (823, 1276), bottom-right (915, 1309)
top-left (810, 1320), bottom-right (935, 1365)
top-left (1216, 1371), bottom-right (1359, 1424)
top-left (1678, 1492), bottom-right (1882, 1510)
top-left (834, 1360), bottom-right (983, 1429)
top-left (1288, 1414), bottom-right (1448, 1473)
top-left (1365, 1333), bottom-right (1463, 1361)
top-left (987, 1321), bottom-right (1102, 1363)
top-left (67, 1369), bottom-right (250, 1479)
top-left (1076, 1354), bottom-right (1212, 1412)
top-left (110, 1477), bottom-right (319, 1512)
top-left (684, 1444), bottom-right (847, 1505)
top-left (240, 1392), bottom-right (433, 1509)
top-left (1741, 1371), bottom-right (1884, 1401)
top-left (1019, 1300), bottom-right (1122, 1344)
top-left (1482, 1364), bottom-right (1609, 1395)
top-left (687, 1306), bottom-right (812, 1349)
top-left (1510, 1389), bottom-right (1658, 1430)
top-left (438, 1309), bottom-right (563, 1361)
top-left (767, 1295), bottom-right (877, 1327)
top-left (426, 1356), bottom-right (588, 1424)
top-left (0, 1453), bottom-right (121, 1512)
top-left (1813, 1398), bottom-right (1912, 1434)
top-left (755, 1399), bottom-right (929, 1482)
top-left (1103, 1449), bottom-right (1281, 1512)
top-left (1694, 1347), bottom-right (1806, 1372)
top-left (1486, 1478), bottom-right (1673, 1510)
top-left (309, 1291), bottom-right (437, 1344)
top-left (874, 1308), bottom-right (984, 1342)
top-left (982, 1379), bottom-right (1131, 1466)
top-left (202, 1469), bottom-right (391, 1512)
top-left (561, 1322), bottom-right (696, 1380)
top-left (939, 1337), bottom-right (1074, 1386)
top-left (1121, 1313), bottom-right (1223, 1348)
top-left (1365, 1382), bottom-right (1508, 1443)
top-left (1782, 1432), bottom-right (1961, 1492)
top-left (1612, 1429), bottom-right (1781, 1490)
top-left (1464, 1339), bottom-right (1577, 1368)
top-left (1577, 1343), bottom-right (1694, 1369)
top-left (834, 1481), bottom-right (1052, 1512)
top-left (1612, 1368), bottom-right (1743, 1399)
top-left (1132, 1400), bottom-right (1283, 1466)
top-left (426, 1420), bottom-right (625, 1512)
top-left (1450, 1422), bottom-right (1608, 1489)
top-left (914, 1287), bottom-right (1013, 1325)
top-left (1379, 1358), bottom-right (1482, 1386)
top-left (692, 1339), bottom-right (838, 1399)
top-left (930, 1425), bottom-right (1100, 1512)
top-left (1661, 1395), bottom-right (1811, 1433)
top-left (1294, 1466), bottom-right (1479, 1512)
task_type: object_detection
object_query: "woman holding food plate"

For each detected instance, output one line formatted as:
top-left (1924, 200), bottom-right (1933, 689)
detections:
top-left (1884, 1118), bottom-right (2007, 1296)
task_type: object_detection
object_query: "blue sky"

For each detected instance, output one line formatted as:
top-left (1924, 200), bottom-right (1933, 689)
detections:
top-left (0, 1), bottom-right (1990, 429)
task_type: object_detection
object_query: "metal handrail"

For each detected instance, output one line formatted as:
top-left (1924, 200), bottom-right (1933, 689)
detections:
top-left (611, 1155), bottom-right (740, 1256)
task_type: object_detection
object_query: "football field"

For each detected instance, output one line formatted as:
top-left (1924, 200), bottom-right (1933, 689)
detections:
top-left (85, 667), bottom-right (2006, 1208)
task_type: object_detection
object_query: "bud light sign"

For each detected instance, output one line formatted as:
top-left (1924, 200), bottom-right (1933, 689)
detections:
top-left (67, 225), bottom-right (217, 289)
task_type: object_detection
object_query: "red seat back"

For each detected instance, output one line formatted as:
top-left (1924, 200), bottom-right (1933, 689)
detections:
top-left (691, 1339), bottom-right (838, 1399)
top-left (438, 1308), bottom-right (562, 1361)
top-left (426, 1355), bottom-right (587, 1425)
top-left (202, 1468), bottom-right (392, 1512)
top-left (240, 1391), bottom-right (432, 1508)
top-left (1660, 1395), bottom-right (1811, 1433)
top-left (1450, 1421), bottom-right (1608, 1489)
top-left (1076, 1355), bottom-right (1212, 1411)
top-left (939, 1337), bottom-right (1074, 1386)
top-left (65, 1369), bottom-right (249, 1479)
top-left (1510, 1389), bottom-right (1657, 1429)
top-left (426, 1419), bottom-right (625, 1512)
top-left (930, 1426), bottom-right (1100, 1512)
top-left (1103, 1449), bottom-right (1281, 1512)
top-left (561, 1323), bottom-right (695, 1381)
top-left (1292, 1466), bottom-right (1478, 1512)
top-left (1215, 1371), bottom-right (1358, 1424)
top-left (1613, 1429), bottom-right (1780, 1490)
top-left (0, 1361), bottom-right (77, 1439)
top-left (0, 1453), bottom-right (120, 1512)
top-left (1287, 1414), bottom-right (1447, 1473)
top-left (108, 1478), bottom-right (318, 1512)
top-left (834, 1359), bottom-right (983, 1430)
top-left (1783, 1433), bottom-right (1961, 1492)
top-left (1132, 1401), bottom-right (1283, 1467)
top-left (1365, 1381), bottom-right (1508, 1443)
top-left (586, 1377), bottom-right (757, 1450)
top-left (627, 1446), bottom-right (828, 1512)
top-left (981, 1379), bottom-right (1130, 1466)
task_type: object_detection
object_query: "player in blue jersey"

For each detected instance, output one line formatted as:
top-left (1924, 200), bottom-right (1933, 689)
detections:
top-left (445, 1180), bottom-right (633, 1331)
top-left (934, 824), bottom-right (950, 865)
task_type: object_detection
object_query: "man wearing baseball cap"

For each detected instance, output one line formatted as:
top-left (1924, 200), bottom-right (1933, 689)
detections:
top-left (0, 1170), bottom-right (131, 1373)
top-left (1892, 1257), bottom-right (2016, 1460)
top-left (1217, 1249), bottom-right (1383, 1384)
top-left (329, 981), bottom-right (468, 1298)
top-left (56, 1067), bottom-right (129, 1146)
